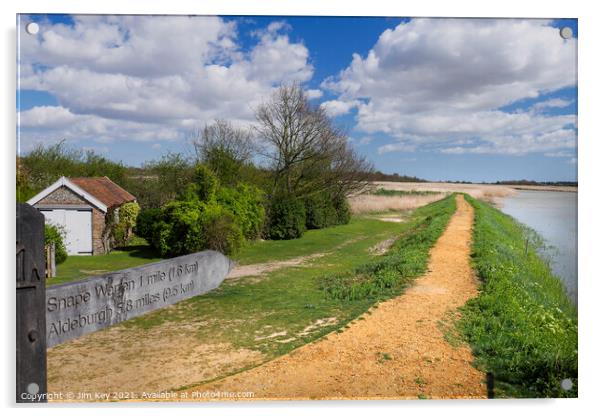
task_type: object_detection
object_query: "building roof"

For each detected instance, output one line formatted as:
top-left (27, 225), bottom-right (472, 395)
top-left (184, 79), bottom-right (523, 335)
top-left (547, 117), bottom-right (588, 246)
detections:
top-left (27, 176), bottom-right (135, 213)
top-left (69, 177), bottom-right (136, 208)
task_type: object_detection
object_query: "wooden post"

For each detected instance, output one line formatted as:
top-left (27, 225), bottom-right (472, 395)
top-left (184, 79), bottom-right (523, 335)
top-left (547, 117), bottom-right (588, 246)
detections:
top-left (16, 203), bottom-right (47, 403)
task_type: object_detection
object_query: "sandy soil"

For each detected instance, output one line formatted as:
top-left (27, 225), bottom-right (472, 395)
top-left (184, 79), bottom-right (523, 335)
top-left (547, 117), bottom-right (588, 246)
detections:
top-left (178, 195), bottom-right (486, 401)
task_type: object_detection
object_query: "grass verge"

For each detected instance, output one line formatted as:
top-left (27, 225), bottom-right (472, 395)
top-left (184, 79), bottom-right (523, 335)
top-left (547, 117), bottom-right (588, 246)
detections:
top-left (318, 195), bottom-right (456, 301)
top-left (459, 195), bottom-right (577, 398)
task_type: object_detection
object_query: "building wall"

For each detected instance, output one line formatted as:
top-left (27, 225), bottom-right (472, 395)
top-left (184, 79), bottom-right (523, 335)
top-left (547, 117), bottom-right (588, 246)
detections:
top-left (35, 185), bottom-right (108, 255)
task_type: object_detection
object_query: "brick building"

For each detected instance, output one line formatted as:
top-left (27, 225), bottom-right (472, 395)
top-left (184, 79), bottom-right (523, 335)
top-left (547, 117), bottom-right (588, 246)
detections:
top-left (27, 176), bottom-right (136, 255)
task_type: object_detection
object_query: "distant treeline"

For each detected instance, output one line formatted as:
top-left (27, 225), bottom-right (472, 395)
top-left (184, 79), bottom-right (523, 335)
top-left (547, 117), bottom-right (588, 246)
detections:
top-left (494, 180), bottom-right (578, 187)
top-left (364, 171), bottom-right (427, 183)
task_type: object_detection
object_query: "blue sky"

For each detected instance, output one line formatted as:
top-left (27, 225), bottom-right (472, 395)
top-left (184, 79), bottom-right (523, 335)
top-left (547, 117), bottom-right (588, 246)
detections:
top-left (17, 15), bottom-right (577, 182)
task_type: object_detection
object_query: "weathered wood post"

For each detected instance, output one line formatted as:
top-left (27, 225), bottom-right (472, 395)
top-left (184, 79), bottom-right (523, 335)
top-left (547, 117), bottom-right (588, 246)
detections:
top-left (16, 203), bottom-right (47, 403)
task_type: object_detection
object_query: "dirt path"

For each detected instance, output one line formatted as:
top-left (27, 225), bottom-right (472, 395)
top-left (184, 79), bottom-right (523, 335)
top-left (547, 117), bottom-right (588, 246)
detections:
top-left (227, 253), bottom-right (327, 280)
top-left (227, 236), bottom-right (366, 280)
top-left (181, 195), bottom-right (486, 400)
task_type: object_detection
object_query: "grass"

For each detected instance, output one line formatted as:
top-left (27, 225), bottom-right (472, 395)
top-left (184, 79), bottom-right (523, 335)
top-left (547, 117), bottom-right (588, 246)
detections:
top-left (318, 196), bottom-right (456, 301)
top-left (53, 196), bottom-right (457, 391)
top-left (372, 188), bottom-right (442, 196)
top-left (117, 215), bottom-right (417, 360)
top-left (48, 236), bottom-right (162, 285)
top-left (50, 218), bottom-right (407, 285)
top-left (458, 195), bottom-right (578, 398)
top-left (49, 196), bottom-right (458, 393)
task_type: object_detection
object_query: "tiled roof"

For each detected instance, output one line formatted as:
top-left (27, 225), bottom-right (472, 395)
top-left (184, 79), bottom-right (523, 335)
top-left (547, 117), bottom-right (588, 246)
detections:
top-left (69, 176), bottom-right (136, 208)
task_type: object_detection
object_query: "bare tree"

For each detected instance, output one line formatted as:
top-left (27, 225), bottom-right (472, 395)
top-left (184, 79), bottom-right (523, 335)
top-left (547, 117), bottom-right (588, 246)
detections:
top-left (190, 119), bottom-right (257, 185)
top-left (191, 119), bottom-right (256, 164)
top-left (254, 83), bottom-right (372, 197)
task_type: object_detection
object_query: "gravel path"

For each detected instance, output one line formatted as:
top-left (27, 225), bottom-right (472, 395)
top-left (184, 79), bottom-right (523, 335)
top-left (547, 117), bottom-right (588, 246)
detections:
top-left (182, 195), bottom-right (486, 400)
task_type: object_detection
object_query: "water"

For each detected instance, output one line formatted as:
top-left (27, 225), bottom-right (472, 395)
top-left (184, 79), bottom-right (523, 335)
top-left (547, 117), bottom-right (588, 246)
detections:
top-left (499, 190), bottom-right (577, 304)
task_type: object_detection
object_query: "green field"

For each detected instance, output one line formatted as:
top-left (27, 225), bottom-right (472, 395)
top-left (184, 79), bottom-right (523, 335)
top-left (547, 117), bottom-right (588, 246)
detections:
top-left (50, 216), bottom-right (419, 285)
top-left (458, 195), bottom-right (578, 398)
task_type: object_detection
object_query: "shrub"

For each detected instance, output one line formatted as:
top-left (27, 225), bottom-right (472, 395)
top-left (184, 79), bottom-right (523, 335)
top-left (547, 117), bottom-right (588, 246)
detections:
top-left (199, 203), bottom-right (243, 255)
top-left (188, 164), bottom-right (219, 202)
top-left (137, 201), bottom-right (243, 257)
top-left (303, 192), bottom-right (337, 229)
top-left (135, 208), bottom-right (162, 241)
top-left (44, 224), bottom-right (68, 264)
top-left (111, 201), bottom-right (140, 247)
top-left (332, 193), bottom-right (351, 225)
top-left (154, 201), bottom-right (205, 257)
top-left (217, 184), bottom-right (265, 240)
top-left (266, 195), bottom-right (306, 240)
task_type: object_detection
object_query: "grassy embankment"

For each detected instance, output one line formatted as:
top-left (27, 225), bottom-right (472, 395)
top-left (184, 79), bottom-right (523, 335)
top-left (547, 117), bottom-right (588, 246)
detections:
top-left (459, 195), bottom-right (578, 398)
top-left (48, 196), bottom-right (457, 394)
top-left (123, 195), bottom-right (455, 352)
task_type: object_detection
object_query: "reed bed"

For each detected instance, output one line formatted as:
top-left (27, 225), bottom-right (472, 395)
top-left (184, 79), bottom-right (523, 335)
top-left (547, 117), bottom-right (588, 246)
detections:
top-left (372, 181), bottom-right (516, 203)
top-left (349, 193), bottom-right (447, 214)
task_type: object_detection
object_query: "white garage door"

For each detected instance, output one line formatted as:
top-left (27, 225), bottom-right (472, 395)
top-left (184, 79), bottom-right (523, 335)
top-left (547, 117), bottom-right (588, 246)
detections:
top-left (41, 209), bottom-right (93, 255)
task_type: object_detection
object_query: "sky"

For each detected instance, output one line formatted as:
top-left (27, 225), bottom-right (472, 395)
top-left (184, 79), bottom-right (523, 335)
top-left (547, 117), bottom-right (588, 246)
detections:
top-left (17, 15), bottom-right (578, 182)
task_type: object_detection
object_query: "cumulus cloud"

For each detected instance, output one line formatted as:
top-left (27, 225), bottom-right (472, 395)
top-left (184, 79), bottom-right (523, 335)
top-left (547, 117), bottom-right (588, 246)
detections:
top-left (320, 99), bottom-right (360, 117)
top-left (323, 18), bottom-right (577, 156)
top-left (18, 15), bottom-right (314, 149)
top-left (305, 89), bottom-right (323, 100)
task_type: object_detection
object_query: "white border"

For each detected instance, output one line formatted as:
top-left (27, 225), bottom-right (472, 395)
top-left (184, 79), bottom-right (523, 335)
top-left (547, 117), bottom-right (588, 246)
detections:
top-left (26, 177), bottom-right (108, 212)
top-left (3, 1), bottom-right (601, 416)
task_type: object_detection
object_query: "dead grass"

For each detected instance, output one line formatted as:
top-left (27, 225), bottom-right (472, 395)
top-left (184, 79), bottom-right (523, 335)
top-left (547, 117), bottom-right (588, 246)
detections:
top-left (371, 182), bottom-right (516, 203)
top-left (349, 193), bottom-right (446, 214)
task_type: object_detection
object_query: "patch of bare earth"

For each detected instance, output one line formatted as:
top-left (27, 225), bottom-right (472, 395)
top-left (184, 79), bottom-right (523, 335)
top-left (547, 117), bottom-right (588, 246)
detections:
top-left (47, 319), bottom-right (265, 400)
top-left (227, 237), bottom-right (364, 281)
top-left (227, 253), bottom-right (326, 280)
top-left (176, 195), bottom-right (486, 400)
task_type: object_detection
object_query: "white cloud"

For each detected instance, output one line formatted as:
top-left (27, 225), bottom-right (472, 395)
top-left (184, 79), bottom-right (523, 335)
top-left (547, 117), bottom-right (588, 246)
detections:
top-left (305, 89), bottom-right (323, 100)
top-left (18, 15), bottom-right (314, 147)
top-left (320, 99), bottom-right (359, 117)
top-left (377, 142), bottom-right (416, 155)
top-left (323, 18), bottom-right (577, 156)
top-left (531, 98), bottom-right (573, 112)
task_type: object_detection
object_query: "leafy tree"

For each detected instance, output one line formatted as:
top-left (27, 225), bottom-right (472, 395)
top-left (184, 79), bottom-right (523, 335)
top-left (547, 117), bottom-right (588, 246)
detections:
top-left (19, 141), bottom-right (128, 195)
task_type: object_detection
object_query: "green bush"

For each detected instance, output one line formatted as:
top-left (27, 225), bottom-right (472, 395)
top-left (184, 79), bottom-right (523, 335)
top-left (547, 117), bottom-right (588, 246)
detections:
top-left (266, 196), bottom-right (307, 240)
top-left (185, 164), bottom-right (219, 202)
top-left (111, 201), bottom-right (140, 247)
top-left (153, 201), bottom-right (205, 257)
top-left (302, 191), bottom-right (350, 230)
top-left (198, 203), bottom-right (243, 255)
top-left (137, 201), bottom-right (243, 257)
top-left (332, 193), bottom-right (351, 225)
top-left (217, 184), bottom-right (265, 239)
top-left (303, 192), bottom-right (337, 229)
top-left (135, 208), bottom-right (162, 241)
top-left (44, 224), bottom-right (68, 264)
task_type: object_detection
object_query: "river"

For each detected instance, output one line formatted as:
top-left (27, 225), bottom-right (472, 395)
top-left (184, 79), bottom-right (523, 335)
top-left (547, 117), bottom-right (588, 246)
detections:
top-left (499, 190), bottom-right (577, 304)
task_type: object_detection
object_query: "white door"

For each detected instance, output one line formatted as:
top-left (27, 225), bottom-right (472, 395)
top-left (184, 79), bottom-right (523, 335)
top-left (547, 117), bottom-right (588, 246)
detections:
top-left (42, 209), bottom-right (93, 255)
